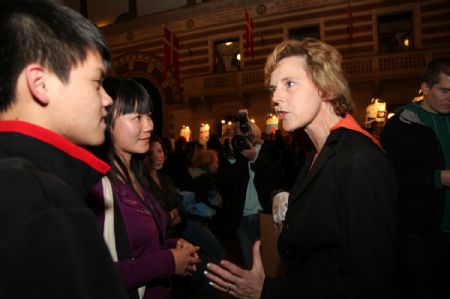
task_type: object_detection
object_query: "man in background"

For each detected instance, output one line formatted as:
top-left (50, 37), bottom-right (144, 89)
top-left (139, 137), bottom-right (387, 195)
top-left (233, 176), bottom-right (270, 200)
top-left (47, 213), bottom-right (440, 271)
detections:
top-left (219, 119), bottom-right (284, 268)
top-left (381, 57), bottom-right (450, 299)
top-left (0, 0), bottom-right (127, 298)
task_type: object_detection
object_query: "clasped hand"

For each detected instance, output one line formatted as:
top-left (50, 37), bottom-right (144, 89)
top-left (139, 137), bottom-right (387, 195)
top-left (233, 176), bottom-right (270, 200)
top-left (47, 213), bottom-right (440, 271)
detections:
top-left (171, 238), bottom-right (200, 276)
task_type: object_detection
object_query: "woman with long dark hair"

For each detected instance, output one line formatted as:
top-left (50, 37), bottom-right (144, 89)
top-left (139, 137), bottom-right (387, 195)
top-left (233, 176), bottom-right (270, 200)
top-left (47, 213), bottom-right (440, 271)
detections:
top-left (88, 77), bottom-right (199, 299)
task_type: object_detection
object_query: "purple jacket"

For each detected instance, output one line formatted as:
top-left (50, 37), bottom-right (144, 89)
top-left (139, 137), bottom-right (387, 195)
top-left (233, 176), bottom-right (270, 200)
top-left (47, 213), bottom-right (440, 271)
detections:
top-left (90, 178), bottom-right (176, 299)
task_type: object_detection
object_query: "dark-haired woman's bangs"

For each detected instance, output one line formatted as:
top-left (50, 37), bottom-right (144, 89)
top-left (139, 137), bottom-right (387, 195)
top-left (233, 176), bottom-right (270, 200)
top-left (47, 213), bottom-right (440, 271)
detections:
top-left (114, 89), bottom-right (152, 116)
top-left (134, 91), bottom-right (152, 115)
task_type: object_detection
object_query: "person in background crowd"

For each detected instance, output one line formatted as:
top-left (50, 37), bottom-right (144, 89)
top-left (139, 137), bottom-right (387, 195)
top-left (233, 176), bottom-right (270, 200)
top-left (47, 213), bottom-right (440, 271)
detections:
top-left (145, 134), bottom-right (186, 238)
top-left (205, 38), bottom-right (398, 299)
top-left (176, 146), bottom-right (226, 295)
top-left (381, 57), bottom-right (450, 299)
top-left (163, 136), bottom-right (188, 187)
top-left (88, 77), bottom-right (200, 299)
top-left (0, 1), bottom-right (128, 298)
top-left (219, 120), bottom-right (284, 268)
top-left (269, 129), bottom-right (304, 189)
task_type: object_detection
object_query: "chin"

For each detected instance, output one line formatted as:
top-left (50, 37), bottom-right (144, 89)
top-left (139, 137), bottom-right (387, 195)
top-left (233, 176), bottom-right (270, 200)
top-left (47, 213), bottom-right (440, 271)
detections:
top-left (139, 145), bottom-right (150, 153)
top-left (281, 121), bottom-right (295, 132)
top-left (438, 108), bottom-right (450, 114)
top-left (74, 134), bottom-right (105, 147)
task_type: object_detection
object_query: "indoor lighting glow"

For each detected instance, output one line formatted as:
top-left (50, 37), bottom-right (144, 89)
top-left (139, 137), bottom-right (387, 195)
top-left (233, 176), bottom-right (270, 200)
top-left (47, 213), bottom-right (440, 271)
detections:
top-left (403, 38), bottom-right (410, 47)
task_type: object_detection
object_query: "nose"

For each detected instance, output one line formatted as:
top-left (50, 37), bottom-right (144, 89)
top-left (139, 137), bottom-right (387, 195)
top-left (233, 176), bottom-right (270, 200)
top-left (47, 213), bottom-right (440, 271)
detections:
top-left (271, 88), bottom-right (281, 106)
top-left (101, 87), bottom-right (113, 107)
top-left (143, 116), bottom-right (154, 133)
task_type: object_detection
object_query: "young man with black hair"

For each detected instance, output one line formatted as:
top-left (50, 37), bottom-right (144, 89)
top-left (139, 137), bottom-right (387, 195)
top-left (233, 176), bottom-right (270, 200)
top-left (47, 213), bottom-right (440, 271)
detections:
top-left (0, 0), bottom-right (127, 298)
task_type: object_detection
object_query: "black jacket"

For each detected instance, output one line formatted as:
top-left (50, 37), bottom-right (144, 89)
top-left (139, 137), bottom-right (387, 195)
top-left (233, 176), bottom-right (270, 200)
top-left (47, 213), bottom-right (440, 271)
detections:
top-left (219, 143), bottom-right (284, 230)
top-left (262, 128), bottom-right (398, 299)
top-left (0, 121), bottom-right (127, 299)
top-left (381, 107), bottom-right (446, 233)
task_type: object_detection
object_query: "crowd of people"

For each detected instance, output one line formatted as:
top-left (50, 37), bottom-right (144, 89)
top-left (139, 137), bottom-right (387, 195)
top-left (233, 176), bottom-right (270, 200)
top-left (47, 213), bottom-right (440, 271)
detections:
top-left (1, 1), bottom-right (449, 299)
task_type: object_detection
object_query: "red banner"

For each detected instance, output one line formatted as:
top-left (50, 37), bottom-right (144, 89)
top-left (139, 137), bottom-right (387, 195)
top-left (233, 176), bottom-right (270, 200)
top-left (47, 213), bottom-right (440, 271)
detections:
top-left (163, 26), bottom-right (179, 84)
top-left (245, 11), bottom-right (254, 59)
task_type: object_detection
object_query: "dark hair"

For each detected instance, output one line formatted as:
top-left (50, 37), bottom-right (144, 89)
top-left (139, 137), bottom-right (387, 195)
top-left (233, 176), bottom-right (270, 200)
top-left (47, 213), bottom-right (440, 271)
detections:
top-left (0, 0), bottom-right (111, 111)
top-left (422, 57), bottom-right (450, 88)
top-left (191, 149), bottom-right (219, 169)
top-left (149, 134), bottom-right (168, 157)
top-left (102, 77), bottom-right (153, 186)
top-left (185, 141), bottom-right (204, 167)
top-left (174, 136), bottom-right (187, 154)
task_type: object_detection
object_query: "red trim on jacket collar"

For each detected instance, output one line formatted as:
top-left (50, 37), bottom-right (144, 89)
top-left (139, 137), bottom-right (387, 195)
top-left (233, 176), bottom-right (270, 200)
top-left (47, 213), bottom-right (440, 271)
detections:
top-left (0, 120), bottom-right (110, 174)
top-left (330, 114), bottom-right (382, 149)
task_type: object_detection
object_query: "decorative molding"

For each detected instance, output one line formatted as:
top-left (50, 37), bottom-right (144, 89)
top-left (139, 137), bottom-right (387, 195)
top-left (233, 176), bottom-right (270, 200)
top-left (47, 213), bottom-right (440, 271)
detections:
top-left (112, 52), bottom-right (182, 105)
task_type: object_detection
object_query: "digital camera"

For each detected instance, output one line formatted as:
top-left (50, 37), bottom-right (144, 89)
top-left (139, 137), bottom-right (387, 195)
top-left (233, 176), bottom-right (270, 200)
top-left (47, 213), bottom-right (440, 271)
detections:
top-left (231, 109), bottom-right (251, 153)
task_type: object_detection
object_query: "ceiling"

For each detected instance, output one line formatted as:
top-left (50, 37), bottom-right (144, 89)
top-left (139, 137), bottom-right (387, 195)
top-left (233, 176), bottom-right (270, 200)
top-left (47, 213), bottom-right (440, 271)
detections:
top-left (62, 0), bottom-right (191, 27)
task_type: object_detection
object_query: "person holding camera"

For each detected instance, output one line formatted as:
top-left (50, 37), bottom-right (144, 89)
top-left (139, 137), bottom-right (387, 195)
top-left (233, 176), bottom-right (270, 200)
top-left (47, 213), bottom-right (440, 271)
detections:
top-left (219, 115), bottom-right (284, 268)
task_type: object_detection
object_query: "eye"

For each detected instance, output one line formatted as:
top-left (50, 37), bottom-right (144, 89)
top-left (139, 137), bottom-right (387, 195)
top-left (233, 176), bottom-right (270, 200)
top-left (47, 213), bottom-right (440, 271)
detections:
top-left (132, 114), bottom-right (141, 121)
top-left (286, 81), bottom-right (295, 88)
top-left (95, 80), bottom-right (102, 90)
top-left (268, 86), bottom-right (276, 94)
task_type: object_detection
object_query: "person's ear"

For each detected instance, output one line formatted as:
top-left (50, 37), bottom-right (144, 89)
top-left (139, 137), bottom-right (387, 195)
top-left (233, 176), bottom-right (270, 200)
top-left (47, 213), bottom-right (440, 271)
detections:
top-left (318, 89), bottom-right (328, 101)
top-left (25, 64), bottom-right (50, 106)
top-left (420, 82), bottom-right (430, 97)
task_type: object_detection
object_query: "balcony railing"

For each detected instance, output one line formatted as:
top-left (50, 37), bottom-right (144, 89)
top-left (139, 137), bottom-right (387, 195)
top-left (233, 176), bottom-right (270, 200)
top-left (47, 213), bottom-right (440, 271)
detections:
top-left (183, 49), bottom-right (450, 98)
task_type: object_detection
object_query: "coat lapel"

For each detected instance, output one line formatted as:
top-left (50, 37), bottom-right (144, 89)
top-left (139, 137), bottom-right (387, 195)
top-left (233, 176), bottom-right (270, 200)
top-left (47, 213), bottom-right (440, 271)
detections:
top-left (288, 132), bottom-right (340, 208)
top-left (288, 151), bottom-right (313, 204)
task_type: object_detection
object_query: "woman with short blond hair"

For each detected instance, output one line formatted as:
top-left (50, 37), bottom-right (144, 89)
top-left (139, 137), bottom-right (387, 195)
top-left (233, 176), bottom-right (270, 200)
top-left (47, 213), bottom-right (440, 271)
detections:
top-left (205, 38), bottom-right (398, 299)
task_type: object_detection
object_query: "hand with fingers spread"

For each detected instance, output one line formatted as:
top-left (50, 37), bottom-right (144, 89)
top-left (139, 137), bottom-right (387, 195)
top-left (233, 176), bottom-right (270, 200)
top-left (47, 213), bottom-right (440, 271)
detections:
top-left (171, 241), bottom-right (201, 276)
top-left (204, 240), bottom-right (265, 299)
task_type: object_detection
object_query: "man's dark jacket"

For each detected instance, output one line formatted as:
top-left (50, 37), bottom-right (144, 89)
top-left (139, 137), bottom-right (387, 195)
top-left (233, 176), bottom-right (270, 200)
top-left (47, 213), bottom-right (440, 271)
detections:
top-left (0, 121), bottom-right (128, 299)
top-left (380, 107), bottom-right (446, 233)
top-left (219, 143), bottom-right (284, 231)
